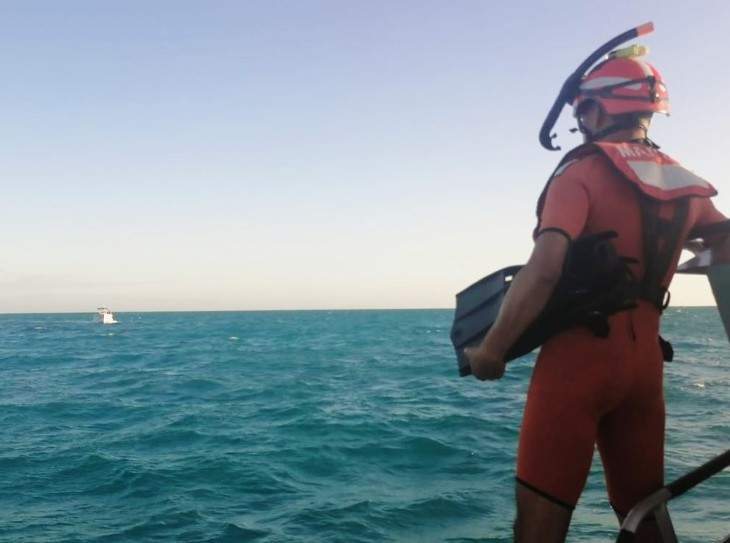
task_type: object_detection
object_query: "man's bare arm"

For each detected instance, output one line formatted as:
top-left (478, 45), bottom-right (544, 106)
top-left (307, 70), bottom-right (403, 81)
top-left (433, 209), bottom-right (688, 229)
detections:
top-left (466, 231), bottom-right (569, 380)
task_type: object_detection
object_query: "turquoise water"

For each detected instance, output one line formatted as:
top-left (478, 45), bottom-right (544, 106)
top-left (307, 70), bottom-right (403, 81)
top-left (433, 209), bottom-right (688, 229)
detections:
top-left (0, 309), bottom-right (727, 542)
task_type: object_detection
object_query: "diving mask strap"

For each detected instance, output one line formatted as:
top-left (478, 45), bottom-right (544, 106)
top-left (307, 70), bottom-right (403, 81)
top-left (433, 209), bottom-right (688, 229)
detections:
top-left (573, 116), bottom-right (650, 143)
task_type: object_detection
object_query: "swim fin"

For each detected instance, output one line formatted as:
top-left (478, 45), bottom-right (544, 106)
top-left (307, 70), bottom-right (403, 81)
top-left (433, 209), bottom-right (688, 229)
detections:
top-left (450, 265), bottom-right (522, 376)
top-left (451, 232), bottom-right (637, 377)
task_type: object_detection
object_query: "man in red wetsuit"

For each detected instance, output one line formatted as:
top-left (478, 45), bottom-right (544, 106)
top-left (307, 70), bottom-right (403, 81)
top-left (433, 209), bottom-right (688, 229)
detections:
top-left (465, 49), bottom-right (729, 542)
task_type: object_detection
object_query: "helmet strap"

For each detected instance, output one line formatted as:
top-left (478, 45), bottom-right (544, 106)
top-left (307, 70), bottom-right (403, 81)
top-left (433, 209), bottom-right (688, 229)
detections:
top-left (575, 114), bottom-right (650, 143)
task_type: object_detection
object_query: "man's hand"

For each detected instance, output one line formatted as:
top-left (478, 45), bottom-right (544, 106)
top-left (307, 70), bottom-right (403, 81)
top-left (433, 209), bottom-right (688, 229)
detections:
top-left (462, 231), bottom-right (567, 383)
top-left (464, 344), bottom-right (506, 381)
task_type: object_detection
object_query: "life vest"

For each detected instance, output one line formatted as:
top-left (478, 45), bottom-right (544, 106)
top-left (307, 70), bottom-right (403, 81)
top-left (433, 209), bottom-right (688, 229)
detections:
top-left (536, 141), bottom-right (717, 311)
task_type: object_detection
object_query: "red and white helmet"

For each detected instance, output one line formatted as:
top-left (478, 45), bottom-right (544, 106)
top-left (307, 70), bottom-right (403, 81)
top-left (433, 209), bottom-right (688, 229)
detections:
top-left (573, 53), bottom-right (669, 117)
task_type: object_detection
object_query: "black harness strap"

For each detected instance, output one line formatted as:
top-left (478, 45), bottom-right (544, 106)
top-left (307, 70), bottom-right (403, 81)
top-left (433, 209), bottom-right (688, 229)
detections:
top-left (639, 197), bottom-right (690, 310)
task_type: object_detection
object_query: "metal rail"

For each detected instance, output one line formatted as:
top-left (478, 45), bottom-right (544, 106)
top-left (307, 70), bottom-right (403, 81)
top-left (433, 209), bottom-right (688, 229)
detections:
top-left (616, 449), bottom-right (730, 542)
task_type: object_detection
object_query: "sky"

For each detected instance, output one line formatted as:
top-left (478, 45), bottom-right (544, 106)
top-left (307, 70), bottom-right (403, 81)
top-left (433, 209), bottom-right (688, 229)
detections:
top-left (2, 1), bottom-right (729, 312)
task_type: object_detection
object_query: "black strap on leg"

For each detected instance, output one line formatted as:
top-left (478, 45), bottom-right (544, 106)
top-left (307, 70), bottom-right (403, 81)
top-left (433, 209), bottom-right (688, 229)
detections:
top-left (516, 477), bottom-right (576, 511)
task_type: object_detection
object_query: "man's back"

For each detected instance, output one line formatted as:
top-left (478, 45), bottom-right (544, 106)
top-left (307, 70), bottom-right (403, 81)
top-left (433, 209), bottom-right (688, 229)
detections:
top-left (539, 150), bottom-right (725, 291)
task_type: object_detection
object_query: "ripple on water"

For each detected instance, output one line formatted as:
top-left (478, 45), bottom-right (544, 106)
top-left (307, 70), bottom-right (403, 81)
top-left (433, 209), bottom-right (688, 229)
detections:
top-left (0, 309), bottom-right (727, 543)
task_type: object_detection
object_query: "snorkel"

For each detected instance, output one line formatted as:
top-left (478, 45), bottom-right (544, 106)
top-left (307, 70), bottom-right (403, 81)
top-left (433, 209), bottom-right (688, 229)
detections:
top-left (539, 22), bottom-right (655, 151)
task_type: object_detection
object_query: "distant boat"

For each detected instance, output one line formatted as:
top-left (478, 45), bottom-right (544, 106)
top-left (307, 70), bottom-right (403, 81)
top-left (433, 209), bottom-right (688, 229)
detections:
top-left (97, 307), bottom-right (118, 324)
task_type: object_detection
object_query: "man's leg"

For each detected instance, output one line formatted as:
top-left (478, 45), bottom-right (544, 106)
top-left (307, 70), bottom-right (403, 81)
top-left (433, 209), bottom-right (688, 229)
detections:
top-left (598, 385), bottom-right (665, 541)
top-left (515, 336), bottom-right (604, 542)
top-left (514, 481), bottom-right (573, 543)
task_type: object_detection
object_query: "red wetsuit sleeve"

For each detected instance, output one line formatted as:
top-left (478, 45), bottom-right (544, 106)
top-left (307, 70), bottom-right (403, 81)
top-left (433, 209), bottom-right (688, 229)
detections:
top-left (536, 167), bottom-right (590, 241)
top-left (691, 198), bottom-right (729, 243)
top-left (694, 198), bottom-right (727, 227)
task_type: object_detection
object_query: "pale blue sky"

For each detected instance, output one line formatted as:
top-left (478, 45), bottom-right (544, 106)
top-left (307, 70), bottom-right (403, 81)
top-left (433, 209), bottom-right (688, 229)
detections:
top-left (2, 1), bottom-right (729, 312)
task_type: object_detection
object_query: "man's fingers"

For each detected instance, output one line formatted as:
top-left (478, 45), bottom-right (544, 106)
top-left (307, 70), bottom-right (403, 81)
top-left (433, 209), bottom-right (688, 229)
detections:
top-left (464, 347), bottom-right (505, 381)
top-left (482, 362), bottom-right (505, 381)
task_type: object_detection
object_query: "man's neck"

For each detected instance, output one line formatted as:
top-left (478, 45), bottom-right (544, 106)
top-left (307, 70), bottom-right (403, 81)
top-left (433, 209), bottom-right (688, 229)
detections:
top-left (599, 127), bottom-right (649, 143)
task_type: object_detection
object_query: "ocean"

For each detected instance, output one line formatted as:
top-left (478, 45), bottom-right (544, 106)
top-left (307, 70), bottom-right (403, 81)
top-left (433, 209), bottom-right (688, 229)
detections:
top-left (0, 309), bottom-right (727, 542)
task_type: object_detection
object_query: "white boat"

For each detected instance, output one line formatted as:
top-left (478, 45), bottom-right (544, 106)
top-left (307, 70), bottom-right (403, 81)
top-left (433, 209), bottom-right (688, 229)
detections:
top-left (97, 307), bottom-right (118, 324)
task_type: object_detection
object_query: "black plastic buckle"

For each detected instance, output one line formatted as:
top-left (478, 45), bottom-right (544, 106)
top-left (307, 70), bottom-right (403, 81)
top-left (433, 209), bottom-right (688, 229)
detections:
top-left (661, 289), bottom-right (671, 310)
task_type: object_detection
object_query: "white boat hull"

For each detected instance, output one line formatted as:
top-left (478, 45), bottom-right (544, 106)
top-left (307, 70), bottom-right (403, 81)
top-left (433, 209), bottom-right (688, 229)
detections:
top-left (97, 308), bottom-right (118, 324)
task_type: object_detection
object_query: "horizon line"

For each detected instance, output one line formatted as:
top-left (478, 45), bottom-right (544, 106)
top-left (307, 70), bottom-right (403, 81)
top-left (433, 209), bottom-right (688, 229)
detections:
top-left (0, 305), bottom-right (719, 316)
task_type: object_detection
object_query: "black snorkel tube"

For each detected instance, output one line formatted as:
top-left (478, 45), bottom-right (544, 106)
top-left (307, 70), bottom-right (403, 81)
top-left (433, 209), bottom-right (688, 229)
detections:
top-left (539, 22), bottom-right (655, 151)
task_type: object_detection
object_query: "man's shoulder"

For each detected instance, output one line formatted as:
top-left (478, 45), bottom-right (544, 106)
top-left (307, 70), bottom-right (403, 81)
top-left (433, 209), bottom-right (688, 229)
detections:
top-left (552, 150), bottom-right (612, 181)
